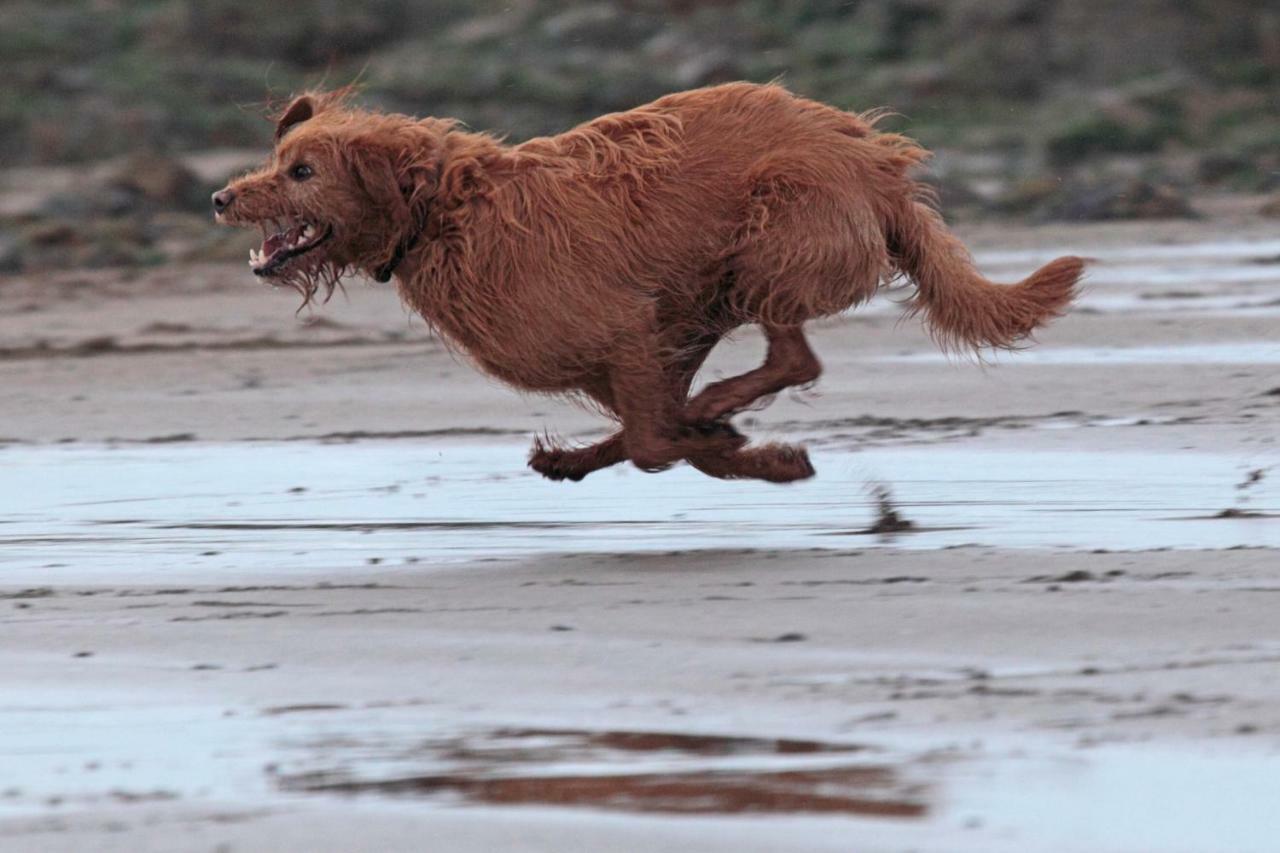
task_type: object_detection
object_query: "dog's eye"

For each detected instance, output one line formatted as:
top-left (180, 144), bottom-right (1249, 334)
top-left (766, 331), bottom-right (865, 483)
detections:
top-left (290, 164), bottom-right (314, 182)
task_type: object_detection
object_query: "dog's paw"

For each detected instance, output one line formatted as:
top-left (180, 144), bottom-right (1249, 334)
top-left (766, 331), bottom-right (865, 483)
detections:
top-left (754, 443), bottom-right (816, 483)
top-left (528, 444), bottom-right (588, 482)
top-left (777, 445), bottom-right (816, 480)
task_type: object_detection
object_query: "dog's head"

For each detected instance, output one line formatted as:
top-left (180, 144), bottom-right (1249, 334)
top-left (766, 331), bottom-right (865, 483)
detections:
top-left (213, 89), bottom-right (451, 301)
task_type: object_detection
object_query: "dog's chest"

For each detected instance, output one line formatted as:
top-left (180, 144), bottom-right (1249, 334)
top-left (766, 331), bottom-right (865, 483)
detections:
top-left (465, 331), bottom-right (582, 393)
top-left (414, 288), bottom-right (582, 392)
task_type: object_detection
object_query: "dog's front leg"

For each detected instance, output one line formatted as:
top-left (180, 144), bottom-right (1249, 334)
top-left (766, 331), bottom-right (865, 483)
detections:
top-left (528, 433), bottom-right (627, 482)
top-left (609, 335), bottom-right (746, 472)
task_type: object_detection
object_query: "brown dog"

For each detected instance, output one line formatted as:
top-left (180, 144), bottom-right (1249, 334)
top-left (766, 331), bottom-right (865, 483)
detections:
top-left (214, 83), bottom-right (1082, 483)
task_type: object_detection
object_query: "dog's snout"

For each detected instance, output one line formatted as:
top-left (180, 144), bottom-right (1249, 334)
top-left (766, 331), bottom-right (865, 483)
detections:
top-left (211, 188), bottom-right (236, 214)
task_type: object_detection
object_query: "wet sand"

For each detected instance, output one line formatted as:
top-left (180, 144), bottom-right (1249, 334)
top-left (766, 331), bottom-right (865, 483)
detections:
top-left (1, 204), bottom-right (1278, 851)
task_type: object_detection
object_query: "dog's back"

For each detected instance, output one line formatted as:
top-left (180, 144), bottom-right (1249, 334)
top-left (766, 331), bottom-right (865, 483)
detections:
top-left (512, 82), bottom-right (919, 331)
top-left (460, 81), bottom-right (1075, 371)
top-left (570, 82), bottom-right (1078, 350)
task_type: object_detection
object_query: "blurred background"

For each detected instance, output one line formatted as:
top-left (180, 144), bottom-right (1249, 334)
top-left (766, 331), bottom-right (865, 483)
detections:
top-left (0, 0), bottom-right (1277, 274)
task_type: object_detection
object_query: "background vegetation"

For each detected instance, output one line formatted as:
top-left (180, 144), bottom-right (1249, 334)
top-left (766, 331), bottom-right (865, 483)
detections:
top-left (1, 0), bottom-right (1277, 270)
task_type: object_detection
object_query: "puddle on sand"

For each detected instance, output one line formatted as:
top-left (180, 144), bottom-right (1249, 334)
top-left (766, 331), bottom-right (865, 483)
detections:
top-left (274, 727), bottom-right (926, 818)
top-left (1, 442), bottom-right (1276, 581)
top-left (7, 699), bottom-right (1277, 849)
top-left (269, 723), bottom-right (1280, 849)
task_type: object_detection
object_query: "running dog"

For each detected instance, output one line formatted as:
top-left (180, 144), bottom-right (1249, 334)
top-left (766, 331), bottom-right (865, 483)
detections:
top-left (213, 83), bottom-right (1082, 482)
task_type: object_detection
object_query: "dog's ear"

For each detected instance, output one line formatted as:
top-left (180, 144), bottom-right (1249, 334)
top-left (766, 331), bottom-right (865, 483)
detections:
top-left (348, 141), bottom-right (411, 224)
top-left (345, 138), bottom-right (429, 272)
top-left (275, 96), bottom-right (315, 142)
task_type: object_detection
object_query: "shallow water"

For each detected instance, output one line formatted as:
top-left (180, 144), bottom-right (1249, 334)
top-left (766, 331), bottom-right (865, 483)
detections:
top-left (973, 237), bottom-right (1280, 266)
top-left (877, 341), bottom-right (1280, 365)
top-left (2, 442), bottom-right (1275, 583)
top-left (857, 237), bottom-right (1280, 320)
top-left (936, 739), bottom-right (1280, 853)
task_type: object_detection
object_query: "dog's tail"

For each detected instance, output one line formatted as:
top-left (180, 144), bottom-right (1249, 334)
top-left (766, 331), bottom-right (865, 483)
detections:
top-left (889, 199), bottom-right (1083, 351)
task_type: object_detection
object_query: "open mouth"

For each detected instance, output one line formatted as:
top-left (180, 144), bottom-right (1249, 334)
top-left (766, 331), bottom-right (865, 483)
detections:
top-left (249, 220), bottom-right (333, 278)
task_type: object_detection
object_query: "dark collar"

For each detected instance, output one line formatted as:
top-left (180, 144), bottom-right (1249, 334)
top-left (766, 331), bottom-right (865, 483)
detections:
top-left (373, 224), bottom-right (424, 283)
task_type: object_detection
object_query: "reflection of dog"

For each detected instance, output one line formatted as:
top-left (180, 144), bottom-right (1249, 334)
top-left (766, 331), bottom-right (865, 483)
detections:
top-left (214, 83), bottom-right (1082, 483)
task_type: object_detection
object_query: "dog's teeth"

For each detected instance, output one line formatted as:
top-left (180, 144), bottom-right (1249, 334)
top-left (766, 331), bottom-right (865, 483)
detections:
top-left (302, 224), bottom-right (314, 237)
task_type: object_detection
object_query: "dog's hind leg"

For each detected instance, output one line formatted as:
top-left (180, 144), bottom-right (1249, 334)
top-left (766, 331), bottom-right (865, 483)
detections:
top-left (684, 324), bottom-right (821, 424)
top-left (665, 334), bottom-right (814, 483)
top-left (687, 442), bottom-right (815, 483)
top-left (677, 336), bottom-right (815, 483)
top-left (680, 340), bottom-right (817, 483)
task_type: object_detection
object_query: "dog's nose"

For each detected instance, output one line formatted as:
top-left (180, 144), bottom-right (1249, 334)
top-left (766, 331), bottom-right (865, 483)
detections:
top-left (211, 188), bottom-right (236, 214)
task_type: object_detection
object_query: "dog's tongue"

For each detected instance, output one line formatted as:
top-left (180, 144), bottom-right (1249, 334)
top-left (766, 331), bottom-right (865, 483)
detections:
top-left (262, 227), bottom-right (298, 257)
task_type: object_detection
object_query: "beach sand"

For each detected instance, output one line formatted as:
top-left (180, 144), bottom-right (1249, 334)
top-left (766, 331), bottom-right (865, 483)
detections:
top-left (2, 202), bottom-right (1278, 851)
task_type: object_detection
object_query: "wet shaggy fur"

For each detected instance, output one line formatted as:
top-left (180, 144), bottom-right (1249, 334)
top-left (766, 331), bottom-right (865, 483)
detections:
top-left (215, 82), bottom-right (1083, 483)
